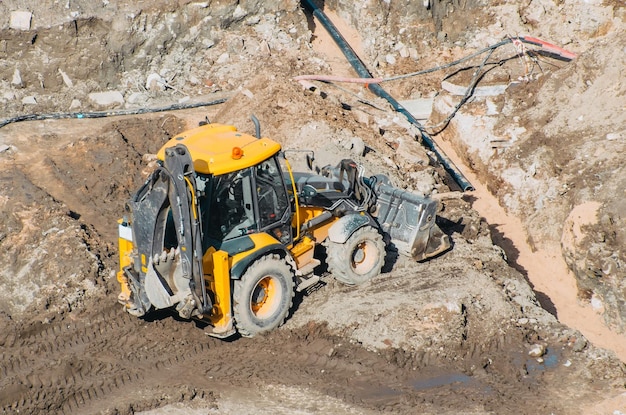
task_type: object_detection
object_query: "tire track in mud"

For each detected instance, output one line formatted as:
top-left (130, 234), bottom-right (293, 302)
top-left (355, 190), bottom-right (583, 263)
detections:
top-left (0, 305), bottom-right (223, 414)
top-left (1, 302), bottom-right (569, 415)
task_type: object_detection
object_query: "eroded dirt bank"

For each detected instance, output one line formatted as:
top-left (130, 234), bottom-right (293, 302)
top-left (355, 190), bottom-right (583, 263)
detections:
top-left (1, 1), bottom-right (625, 414)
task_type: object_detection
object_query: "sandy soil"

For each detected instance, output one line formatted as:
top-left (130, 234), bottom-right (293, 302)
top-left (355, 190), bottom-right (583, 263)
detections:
top-left (436, 135), bottom-right (626, 361)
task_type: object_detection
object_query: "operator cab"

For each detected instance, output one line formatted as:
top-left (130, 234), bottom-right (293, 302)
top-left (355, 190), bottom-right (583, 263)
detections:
top-left (198, 155), bottom-right (293, 251)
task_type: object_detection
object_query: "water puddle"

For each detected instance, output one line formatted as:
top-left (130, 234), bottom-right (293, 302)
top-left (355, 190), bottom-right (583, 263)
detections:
top-left (411, 372), bottom-right (472, 391)
top-left (524, 348), bottom-right (560, 375)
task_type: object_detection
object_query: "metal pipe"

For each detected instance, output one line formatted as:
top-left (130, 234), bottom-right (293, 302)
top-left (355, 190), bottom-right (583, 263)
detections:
top-left (301, 0), bottom-right (474, 191)
top-left (301, 210), bottom-right (333, 232)
top-left (250, 114), bottom-right (261, 139)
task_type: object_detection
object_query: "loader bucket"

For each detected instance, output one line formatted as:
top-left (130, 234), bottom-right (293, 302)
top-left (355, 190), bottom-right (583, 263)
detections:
top-left (374, 181), bottom-right (450, 261)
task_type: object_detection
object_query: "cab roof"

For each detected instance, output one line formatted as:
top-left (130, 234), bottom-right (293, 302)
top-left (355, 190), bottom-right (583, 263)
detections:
top-left (157, 123), bottom-right (282, 175)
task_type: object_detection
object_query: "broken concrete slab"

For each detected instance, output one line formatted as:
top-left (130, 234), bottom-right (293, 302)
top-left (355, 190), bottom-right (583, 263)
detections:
top-left (398, 98), bottom-right (434, 121)
top-left (442, 80), bottom-right (511, 97)
top-left (88, 91), bottom-right (124, 106)
top-left (21, 96), bottom-right (37, 105)
top-left (10, 11), bottom-right (32, 31)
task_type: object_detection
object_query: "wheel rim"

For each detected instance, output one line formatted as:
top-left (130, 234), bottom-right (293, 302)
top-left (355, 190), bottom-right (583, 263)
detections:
top-left (250, 276), bottom-right (280, 318)
top-left (351, 240), bottom-right (379, 275)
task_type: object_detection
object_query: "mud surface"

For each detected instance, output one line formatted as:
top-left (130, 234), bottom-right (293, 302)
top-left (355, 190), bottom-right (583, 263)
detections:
top-left (1, 1), bottom-right (625, 414)
top-left (0, 286), bottom-right (623, 415)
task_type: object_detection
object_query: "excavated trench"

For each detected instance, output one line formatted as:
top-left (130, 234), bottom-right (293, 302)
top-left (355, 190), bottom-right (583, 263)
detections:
top-left (308, 2), bottom-right (626, 361)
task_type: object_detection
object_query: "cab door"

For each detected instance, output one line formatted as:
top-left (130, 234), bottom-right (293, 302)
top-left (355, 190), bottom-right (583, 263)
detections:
top-left (253, 156), bottom-right (292, 246)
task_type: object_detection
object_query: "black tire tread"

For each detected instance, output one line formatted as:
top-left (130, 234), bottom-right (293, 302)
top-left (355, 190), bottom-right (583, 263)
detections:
top-left (325, 226), bottom-right (385, 286)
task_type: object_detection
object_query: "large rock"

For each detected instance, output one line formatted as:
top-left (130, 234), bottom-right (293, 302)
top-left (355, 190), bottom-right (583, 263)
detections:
top-left (88, 91), bottom-right (124, 107)
top-left (10, 11), bottom-right (32, 30)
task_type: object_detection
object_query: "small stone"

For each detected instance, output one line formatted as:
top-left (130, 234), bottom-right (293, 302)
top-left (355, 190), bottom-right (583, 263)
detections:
top-left (127, 92), bottom-right (147, 105)
top-left (590, 295), bottom-right (603, 310)
top-left (572, 338), bottom-right (587, 352)
top-left (528, 344), bottom-right (546, 357)
top-left (563, 360), bottom-right (572, 367)
top-left (202, 38), bottom-right (215, 48)
top-left (517, 318), bottom-right (529, 325)
top-left (385, 54), bottom-right (396, 65)
top-left (232, 5), bottom-right (247, 19)
top-left (260, 40), bottom-right (271, 56)
top-left (12, 68), bottom-right (22, 86)
top-left (437, 31), bottom-right (447, 42)
top-left (606, 132), bottom-right (621, 141)
top-left (348, 136), bottom-right (366, 156)
top-left (10, 11), bottom-right (32, 31)
top-left (245, 15), bottom-right (260, 25)
top-left (0, 144), bottom-right (10, 154)
top-left (22, 95), bottom-right (37, 105)
top-left (602, 259), bottom-right (617, 275)
top-left (69, 99), bottom-right (81, 110)
top-left (58, 68), bottom-right (73, 88)
top-left (240, 88), bottom-right (254, 99)
top-left (352, 109), bottom-right (370, 126)
top-left (216, 52), bottom-right (230, 64)
top-left (88, 91), bottom-right (124, 106)
top-left (408, 47), bottom-right (418, 60)
top-left (145, 73), bottom-right (165, 91)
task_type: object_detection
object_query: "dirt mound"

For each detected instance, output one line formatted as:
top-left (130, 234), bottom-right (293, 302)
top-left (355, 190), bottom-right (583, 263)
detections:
top-left (422, 1), bottom-right (626, 331)
top-left (0, 115), bottom-right (185, 318)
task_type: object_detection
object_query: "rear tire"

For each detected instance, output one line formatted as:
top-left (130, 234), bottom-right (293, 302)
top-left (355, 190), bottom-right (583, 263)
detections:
top-left (326, 226), bottom-right (385, 286)
top-left (233, 254), bottom-right (295, 337)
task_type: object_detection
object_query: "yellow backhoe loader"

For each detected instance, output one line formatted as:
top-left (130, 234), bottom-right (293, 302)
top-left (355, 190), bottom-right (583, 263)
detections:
top-left (117, 117), bottom-right (450, 338)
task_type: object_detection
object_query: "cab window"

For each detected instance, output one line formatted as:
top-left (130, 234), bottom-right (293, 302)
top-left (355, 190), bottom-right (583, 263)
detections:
top-left (255, 157), bottom-right (291, 244)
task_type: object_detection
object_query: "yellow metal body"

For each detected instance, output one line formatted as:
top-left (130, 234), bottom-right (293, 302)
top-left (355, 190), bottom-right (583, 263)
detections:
top-left (117, 220), bottom-right (134, 305)
top-left (230, 232), bottom-right (282, 267)
top-left (204, 248), bottom-right (232, 334)
top-left (296, 206), bottom-right (336, 243)
top-left (202, 232), bottom-right (283, 331)
top-left (290, 236), bottom-right (316, 268)
top-left (119, 123), bottom-right (340, 335)
top-left (157, 123), bottom-right (282, 175)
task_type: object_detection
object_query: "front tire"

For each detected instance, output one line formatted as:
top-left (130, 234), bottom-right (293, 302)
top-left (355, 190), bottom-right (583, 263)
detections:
top-left (233, 254), bottom-right (295, 337)
top-left (326, 226), bottom-right (385, 286)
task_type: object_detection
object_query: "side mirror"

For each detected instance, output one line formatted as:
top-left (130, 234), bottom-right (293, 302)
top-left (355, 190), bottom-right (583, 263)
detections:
top-left (301, 184), bottom-right (318, 199)
top-left (306, 153), bottom-right (314, 171)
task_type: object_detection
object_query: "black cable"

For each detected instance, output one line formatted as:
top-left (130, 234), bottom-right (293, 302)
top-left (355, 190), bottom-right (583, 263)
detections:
top-left (427, 48), bottom-right (496, 136)
top-left (0, 98), bottom-right (228, 129)
top-left (381, 39), bottom-right (512, 83)
top-left (302, 0), bottom-right (474, 192)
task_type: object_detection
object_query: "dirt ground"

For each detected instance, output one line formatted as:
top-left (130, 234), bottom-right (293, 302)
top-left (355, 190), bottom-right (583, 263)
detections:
top-left (1, 1), bottom-right (625, 414)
